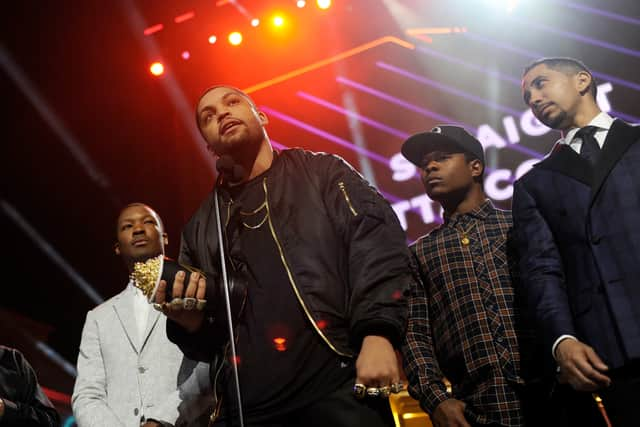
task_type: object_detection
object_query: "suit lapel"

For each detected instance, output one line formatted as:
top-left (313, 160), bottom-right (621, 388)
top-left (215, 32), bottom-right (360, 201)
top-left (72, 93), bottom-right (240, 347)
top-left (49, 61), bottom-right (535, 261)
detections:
top-left (139, 310), bottom-right (160, 353)
top-left (113, 290), bottom-right (140, 354)
top-left (534, 143), bottom-right (592, 186)
top-left (590, 120), bottom-right (640, 205)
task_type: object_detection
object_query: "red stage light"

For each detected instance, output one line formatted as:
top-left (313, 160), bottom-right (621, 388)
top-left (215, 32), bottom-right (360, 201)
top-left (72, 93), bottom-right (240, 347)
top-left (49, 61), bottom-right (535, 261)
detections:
top-left (149, 62), bottom-right (164, 76)
top-left (228, 32), bottom-right (243, 45)
top-left (174, 11), bottom-right (195, 24)
top-left (208, 35), bottom-right (218, 44)
top-left (143, 24), bottom-right (163, 36)
top-left (181, 51), bottom-right (190, 60)
top-left (317, 0), bottom-right (331, 10)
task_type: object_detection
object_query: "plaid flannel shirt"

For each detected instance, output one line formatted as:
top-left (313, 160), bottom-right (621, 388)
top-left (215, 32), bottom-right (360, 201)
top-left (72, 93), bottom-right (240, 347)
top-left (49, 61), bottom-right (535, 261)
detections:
top-left (402, 200), bottom-right (527, 426)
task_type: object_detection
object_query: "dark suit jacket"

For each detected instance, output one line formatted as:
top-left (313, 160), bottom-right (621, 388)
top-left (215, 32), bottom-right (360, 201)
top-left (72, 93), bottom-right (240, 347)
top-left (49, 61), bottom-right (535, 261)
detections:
top-left (512, 119), bottom-right (640, 370)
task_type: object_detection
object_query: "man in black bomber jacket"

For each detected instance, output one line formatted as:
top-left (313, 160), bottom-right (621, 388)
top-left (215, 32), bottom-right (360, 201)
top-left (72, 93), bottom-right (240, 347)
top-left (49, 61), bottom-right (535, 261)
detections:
top-left (0, 346), bottom-right (60, 427)
top-left (156, 85), bottom-right (415, 426)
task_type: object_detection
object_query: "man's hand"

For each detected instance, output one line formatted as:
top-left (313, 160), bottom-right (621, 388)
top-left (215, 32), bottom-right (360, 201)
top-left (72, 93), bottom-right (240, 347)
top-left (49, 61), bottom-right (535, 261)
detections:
top-left (355, 335), bottom-right (399, 389)
top-left (155, 271), bottom-right (206, 333)
top-left (432, 399), bottom-right (471, 427)
top-left (556, 338), bottom-right (610, 392)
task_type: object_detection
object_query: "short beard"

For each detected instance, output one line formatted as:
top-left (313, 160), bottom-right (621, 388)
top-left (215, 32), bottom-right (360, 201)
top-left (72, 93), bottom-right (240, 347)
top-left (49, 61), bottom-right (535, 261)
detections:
top-left (541, 110), bottom-right (568, 130)
top-left (214, 132), bottom-right (263, 165)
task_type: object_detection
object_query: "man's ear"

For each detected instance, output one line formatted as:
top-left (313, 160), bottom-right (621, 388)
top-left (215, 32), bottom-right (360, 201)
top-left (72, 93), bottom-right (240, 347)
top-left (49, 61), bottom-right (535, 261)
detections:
top-left (470, 159), bottom-right (484, 178)
top-left (114, 242), bottom-right (120, 256)
top-left (258, 110), bottom-right (269, 126)
top-left (576, 71), bottom-right (592, 96)
top-left (162, 233), bottom-right (168, 246)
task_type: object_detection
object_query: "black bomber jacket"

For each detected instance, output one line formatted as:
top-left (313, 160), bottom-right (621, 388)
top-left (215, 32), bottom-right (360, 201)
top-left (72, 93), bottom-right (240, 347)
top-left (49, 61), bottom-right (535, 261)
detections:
top-left (167, 148), bottom-right (414, 368)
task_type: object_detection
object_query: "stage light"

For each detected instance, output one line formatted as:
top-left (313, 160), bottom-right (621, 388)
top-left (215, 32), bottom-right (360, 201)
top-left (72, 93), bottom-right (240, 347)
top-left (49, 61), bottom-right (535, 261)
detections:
top-left (273, 15), bottom-right (285, 27)
top-left (208, 35), bottom-right (217, 44)
top-left (482, 0), bottom-right (520, 13)
top-left (297, 0), bottom-right (306, 7)
top-left (174, 11), bottom-right (195, 24)
top-left (228, 31), bottom-right (243, 45)
top-left (251, 18), bottom-right (260, 27)
top-left (149, 62), bottom-right (164, 76)
top-left (143, 24), bottom-right (163, 36)
top-left (181, 51), bottom-right (190, 60)
top-left (317, 0), bottom-right (331, 10)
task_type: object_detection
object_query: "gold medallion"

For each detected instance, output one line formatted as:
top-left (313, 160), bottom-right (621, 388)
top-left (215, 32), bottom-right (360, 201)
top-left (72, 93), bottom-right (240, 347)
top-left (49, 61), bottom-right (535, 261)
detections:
top-left (461, 236), bottom-right (470, 245)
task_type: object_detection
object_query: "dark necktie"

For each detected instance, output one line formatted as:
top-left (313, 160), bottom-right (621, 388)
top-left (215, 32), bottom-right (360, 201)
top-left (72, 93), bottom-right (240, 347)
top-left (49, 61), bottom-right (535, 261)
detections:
top-left (575, 126), bottom-right (600, 166)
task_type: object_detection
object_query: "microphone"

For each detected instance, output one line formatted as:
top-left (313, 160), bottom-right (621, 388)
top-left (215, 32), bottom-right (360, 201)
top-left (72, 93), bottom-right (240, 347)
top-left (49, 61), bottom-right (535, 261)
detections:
top-left (216, 155), bottom-right (246, 184)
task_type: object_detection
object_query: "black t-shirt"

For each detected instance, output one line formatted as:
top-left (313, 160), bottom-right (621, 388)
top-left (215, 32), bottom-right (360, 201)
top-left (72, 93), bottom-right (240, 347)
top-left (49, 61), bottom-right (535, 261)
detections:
top-left (218, 170), bottom-right (353, 423)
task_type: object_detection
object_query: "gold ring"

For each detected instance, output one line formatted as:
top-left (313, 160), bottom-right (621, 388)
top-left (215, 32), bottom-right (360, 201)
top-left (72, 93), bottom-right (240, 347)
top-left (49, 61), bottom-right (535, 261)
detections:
top-left (196, 299), bottom-right (207, 311)
top-left (152, 303), bottom-right (164, 312)
top-left (353, 383), bottom-right (366, 399)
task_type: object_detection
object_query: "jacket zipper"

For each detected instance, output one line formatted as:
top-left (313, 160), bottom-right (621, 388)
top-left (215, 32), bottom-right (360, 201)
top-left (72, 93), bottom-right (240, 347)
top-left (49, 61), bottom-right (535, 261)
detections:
top-left (208, 345), bottom-right (227, 426)
top-left (263, 179), bottom-right (352, 358)
top-left (338, 181), bottom-right (358, 217)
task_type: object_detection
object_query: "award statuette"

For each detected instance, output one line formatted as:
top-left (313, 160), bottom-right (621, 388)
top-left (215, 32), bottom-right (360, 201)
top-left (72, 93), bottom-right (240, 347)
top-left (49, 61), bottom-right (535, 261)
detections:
top-left (131, 255), bottom-right (206, 309)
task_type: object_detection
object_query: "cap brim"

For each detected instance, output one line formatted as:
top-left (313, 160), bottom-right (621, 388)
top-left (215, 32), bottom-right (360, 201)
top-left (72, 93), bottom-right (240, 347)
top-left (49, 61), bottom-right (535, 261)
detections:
top-left (401, 132), bottom-right (466, 166)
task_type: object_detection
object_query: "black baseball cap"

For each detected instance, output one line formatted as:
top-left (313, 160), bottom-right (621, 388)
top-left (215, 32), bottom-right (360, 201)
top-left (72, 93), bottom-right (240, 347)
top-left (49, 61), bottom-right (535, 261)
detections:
top-left (401, 125), bottom-right (485, 167)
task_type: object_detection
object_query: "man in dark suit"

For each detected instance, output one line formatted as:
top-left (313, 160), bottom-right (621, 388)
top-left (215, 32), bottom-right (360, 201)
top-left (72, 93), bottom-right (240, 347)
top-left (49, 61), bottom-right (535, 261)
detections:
top-left (513, 57), bottom-right (640, 426)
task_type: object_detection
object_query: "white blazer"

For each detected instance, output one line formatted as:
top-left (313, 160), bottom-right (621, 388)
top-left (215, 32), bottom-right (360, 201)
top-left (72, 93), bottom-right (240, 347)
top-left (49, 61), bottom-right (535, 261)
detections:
top-left (72, 287), bottom-right (212, 427)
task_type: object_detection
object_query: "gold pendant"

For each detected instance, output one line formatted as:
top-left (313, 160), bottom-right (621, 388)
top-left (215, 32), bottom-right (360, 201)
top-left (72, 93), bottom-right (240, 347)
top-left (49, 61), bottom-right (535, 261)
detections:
top-left (461, 236), bottom-right (470, 245)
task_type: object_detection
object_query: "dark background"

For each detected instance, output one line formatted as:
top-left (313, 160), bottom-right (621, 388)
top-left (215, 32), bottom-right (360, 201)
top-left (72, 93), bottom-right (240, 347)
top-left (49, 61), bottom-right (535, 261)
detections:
top-left (2, 0), bottom-right (639, 421)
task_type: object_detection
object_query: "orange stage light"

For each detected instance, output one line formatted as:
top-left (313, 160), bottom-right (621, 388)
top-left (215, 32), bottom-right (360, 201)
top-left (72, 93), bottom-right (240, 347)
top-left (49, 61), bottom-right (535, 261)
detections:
top-left (208, 35), bottom-right (218, 44)
top-left (317, 0), bottom-right (331, 10)
top-left (228, 31), bottom-right (243, 45)
top-left (273, 15), bottom-right (285, 27)
top-left (297, 0), bottom-right (306, 7)
top-left (251, 18), bottom-right (260, 27)
top-left (149, 62), bottom-right (164, 76)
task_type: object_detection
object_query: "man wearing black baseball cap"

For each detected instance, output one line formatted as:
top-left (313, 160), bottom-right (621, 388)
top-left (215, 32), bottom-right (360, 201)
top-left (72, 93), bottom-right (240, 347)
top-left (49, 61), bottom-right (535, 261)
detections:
top-left (401, 125), bottom-right (542, 427)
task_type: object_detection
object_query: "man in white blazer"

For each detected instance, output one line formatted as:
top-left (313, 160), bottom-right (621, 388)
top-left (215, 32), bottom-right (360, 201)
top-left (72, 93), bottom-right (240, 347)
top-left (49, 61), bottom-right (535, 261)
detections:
top-left (72, 203), bottom-right (212, 427)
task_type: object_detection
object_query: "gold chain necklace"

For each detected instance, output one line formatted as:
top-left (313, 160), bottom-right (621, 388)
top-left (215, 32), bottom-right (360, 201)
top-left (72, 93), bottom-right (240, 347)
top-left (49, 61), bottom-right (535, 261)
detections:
top-left (455, 221), bottom-right (476, 246)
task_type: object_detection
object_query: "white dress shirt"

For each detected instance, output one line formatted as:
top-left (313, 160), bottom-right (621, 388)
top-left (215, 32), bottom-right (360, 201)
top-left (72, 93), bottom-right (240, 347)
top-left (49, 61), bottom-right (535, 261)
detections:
top-left (560, 111), bottom-right (615, 153)
top-left (128, 280), bottom-right (151, 344)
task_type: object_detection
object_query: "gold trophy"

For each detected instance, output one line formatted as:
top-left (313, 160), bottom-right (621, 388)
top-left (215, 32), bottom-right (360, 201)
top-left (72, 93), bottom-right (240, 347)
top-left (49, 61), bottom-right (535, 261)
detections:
top-left (131, 255), bottom-right (207, 311)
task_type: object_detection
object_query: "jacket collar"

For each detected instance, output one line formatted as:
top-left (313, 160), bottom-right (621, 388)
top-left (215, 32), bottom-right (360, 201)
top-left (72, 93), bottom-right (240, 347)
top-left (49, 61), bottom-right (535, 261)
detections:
top-left (113, 289), bottom-right (140, 354)
top-left (534, 143), bottom-right (592, 186)
top-left (590, 119), bottom-right (640, 204)
top-left (112, 287), bottom-right (161, 354)
top-left (532, 119), bottom-right (640, 195)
